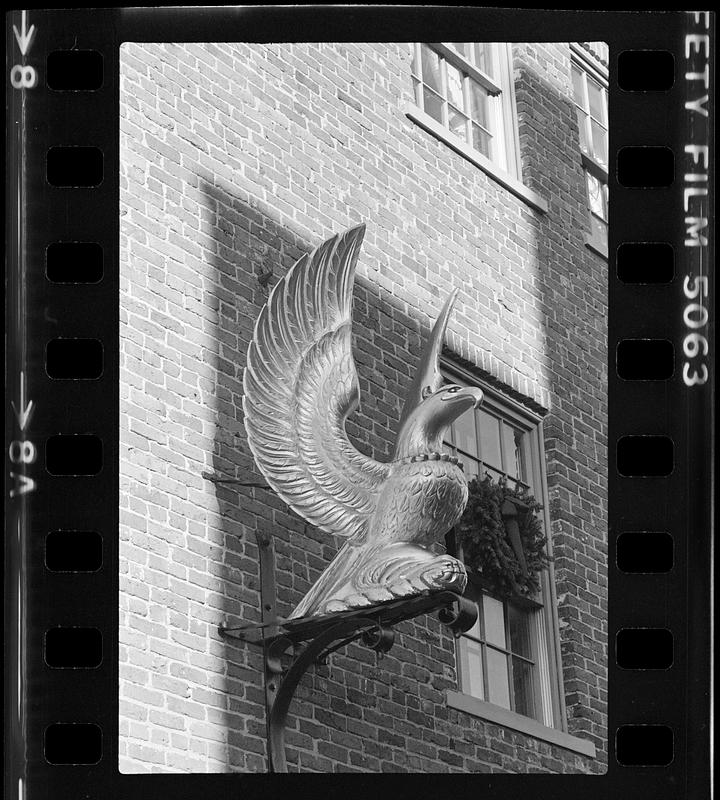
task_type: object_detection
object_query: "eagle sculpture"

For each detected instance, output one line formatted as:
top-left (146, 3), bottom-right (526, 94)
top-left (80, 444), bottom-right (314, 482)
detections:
top-left (243, 224), bottom-right (483, 618)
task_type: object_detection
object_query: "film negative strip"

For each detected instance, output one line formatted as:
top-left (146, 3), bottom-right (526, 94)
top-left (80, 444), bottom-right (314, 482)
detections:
top-left (4, 6), bottom-right (714, 796)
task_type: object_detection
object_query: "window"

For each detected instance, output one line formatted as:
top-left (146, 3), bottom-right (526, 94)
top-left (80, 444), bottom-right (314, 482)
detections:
top-left (571, 54), bottom-right (609, 253)
top-left (443, 371), bottom-right (562, 730)
top-left (410, 43), bottom-right (521, 179)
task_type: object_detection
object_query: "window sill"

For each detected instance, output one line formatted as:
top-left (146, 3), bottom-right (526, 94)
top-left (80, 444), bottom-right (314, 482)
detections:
top-left (581, 151), bottom-right (609, 183)
top-left (585, 234), bottom-right (608, 259)
top-left (446, 690), bottom-right (597, 758)
top-left (405, 105), bottom-right (549, 215)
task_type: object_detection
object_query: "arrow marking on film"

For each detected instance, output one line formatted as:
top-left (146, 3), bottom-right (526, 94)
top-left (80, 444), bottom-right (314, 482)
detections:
top-left (13, 11), bottom-right (36, 57)
top-left (11, 372), bottom-right (34, 431)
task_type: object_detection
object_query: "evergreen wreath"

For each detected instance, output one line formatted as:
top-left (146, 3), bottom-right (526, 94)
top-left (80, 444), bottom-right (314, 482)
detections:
top-left (456, 474), bottom-right (551, 599)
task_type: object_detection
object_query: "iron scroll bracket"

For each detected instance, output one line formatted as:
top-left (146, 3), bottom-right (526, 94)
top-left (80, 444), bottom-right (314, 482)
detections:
top-left (218, 533), bottom-right (478, 773)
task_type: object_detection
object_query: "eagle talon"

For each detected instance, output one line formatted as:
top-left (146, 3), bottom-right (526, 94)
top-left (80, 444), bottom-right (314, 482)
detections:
top-left (387, 579), bottom-right (415, 598)
top-left (364, 587), bottom-right (395, 603)
top-left (344, 593), bottom-right (373, 608)
top-left (324, 599), bottom-right (351, 613)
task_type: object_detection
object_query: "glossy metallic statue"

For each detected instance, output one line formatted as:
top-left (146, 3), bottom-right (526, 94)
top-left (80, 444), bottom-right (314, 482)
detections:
top-left (243, 224), bottom-right (483, 618)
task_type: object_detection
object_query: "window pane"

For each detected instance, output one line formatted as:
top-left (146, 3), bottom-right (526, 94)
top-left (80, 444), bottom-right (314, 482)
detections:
top-left (586, 172), bottom-right (607, 219)
top-left (512, 657), bottom-right (537, 719)
top-left (473, 43), bottom-right (491, 76)
top-left (454, 409), bottom-right (477, 456)
top-left (571, 64), bottom-right (585, 105)
top-left (446, 63), bottom-right (465, 109)
top-left (587, 78), bottom-right (605, 123)
top-left (486, 649), bottom-right (511, 709)
top-left (471, 124), bottom-right (491, 158)
top-left (502, 423), bottom-right (523, 477)
top-left (423, 86), bottom-right (444, 123)
top-left (421, 44), bottom-right (442, 93)
top-left (590, 214), bottom-right (607, 243)
top-left (449, 43), bottom-right (492, 75)
top-left (460, 638), bottom-right (485, 699)
top-left (507, 604), bottom-right (532, 658)
top-left (459, 453), bottom-right (480, 478)
top-left (482, 595), bottom-right (506, 648)
top-left (576, 109), bottom-right (590, 154)
top-left (478, 410), bottom-right (502, 469)
top-left (448, 106), bottom-right (468, 142)
top-left (411, 45), bottom-right (420, 78)
top-left (514, 428), bottom-right (527, 482)
top-left (451, 42), bottom-right (469, 60)
top-left (468, 81), bottom-right (490, 128)
top-left (590, 121), bottom-right (608, 167)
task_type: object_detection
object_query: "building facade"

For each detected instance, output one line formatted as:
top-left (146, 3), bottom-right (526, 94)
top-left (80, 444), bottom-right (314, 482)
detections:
top-left (119, 40), bottom-right (608, 773)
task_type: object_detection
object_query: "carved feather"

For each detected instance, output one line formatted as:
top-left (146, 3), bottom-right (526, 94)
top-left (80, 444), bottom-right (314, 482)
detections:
top-left (243, 224), bottom-right (390, 543)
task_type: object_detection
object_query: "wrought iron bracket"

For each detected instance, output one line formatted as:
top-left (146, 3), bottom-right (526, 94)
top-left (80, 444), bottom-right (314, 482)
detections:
top-left (219, 533), bottom-right (478, 772)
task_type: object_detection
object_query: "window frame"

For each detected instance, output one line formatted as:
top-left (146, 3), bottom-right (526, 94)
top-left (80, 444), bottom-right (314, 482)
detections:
top-left (440, 361), bottom-right (573, 746)
top-left (405, 42), bottom-right (548, 214)
top-left (570, 45), bottom-right (609, 258)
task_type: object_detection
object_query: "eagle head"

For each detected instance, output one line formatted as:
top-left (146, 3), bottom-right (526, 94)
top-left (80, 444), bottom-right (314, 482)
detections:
top-left (393, 383), bottom-right (484, 460)
top-left (391, 287), bottom-right (484, 461)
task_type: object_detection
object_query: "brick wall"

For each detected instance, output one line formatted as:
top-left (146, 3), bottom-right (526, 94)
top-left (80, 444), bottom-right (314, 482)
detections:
top-left (119, 41), bottom-right (607, 773)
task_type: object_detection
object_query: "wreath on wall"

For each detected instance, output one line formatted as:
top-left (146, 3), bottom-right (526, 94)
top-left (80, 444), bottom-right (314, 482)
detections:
top-left (456, 475), bottom-right (551, 600)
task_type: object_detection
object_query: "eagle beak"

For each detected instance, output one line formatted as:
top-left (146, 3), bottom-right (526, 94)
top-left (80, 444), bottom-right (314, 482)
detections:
top-left (441, 386), bottom-right (484, 409)
top-left (462, 387), bottom-right (484, 408)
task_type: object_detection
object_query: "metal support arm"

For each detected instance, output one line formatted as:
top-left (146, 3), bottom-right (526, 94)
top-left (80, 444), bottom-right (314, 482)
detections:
top-left (220, 582), bottom-right (477, 772)
top-left (266, 617), bottom-right (378, 772)
top-left (217, 531), bottom-right (478, 772)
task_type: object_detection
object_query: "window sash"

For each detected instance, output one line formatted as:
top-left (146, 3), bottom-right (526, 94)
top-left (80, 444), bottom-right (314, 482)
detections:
top-left (431, 42), bottom-right (503, 95)
top-left (458, 591), bottom-right (547, 723)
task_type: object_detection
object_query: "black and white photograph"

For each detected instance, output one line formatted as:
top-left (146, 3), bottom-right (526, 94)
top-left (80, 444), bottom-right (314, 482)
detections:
top-left (118, 40), bottom-right (609, 774)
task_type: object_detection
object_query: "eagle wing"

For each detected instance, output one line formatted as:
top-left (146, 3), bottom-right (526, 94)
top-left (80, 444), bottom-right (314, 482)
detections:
top-left (243, 224), bottom-right (390, 543)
